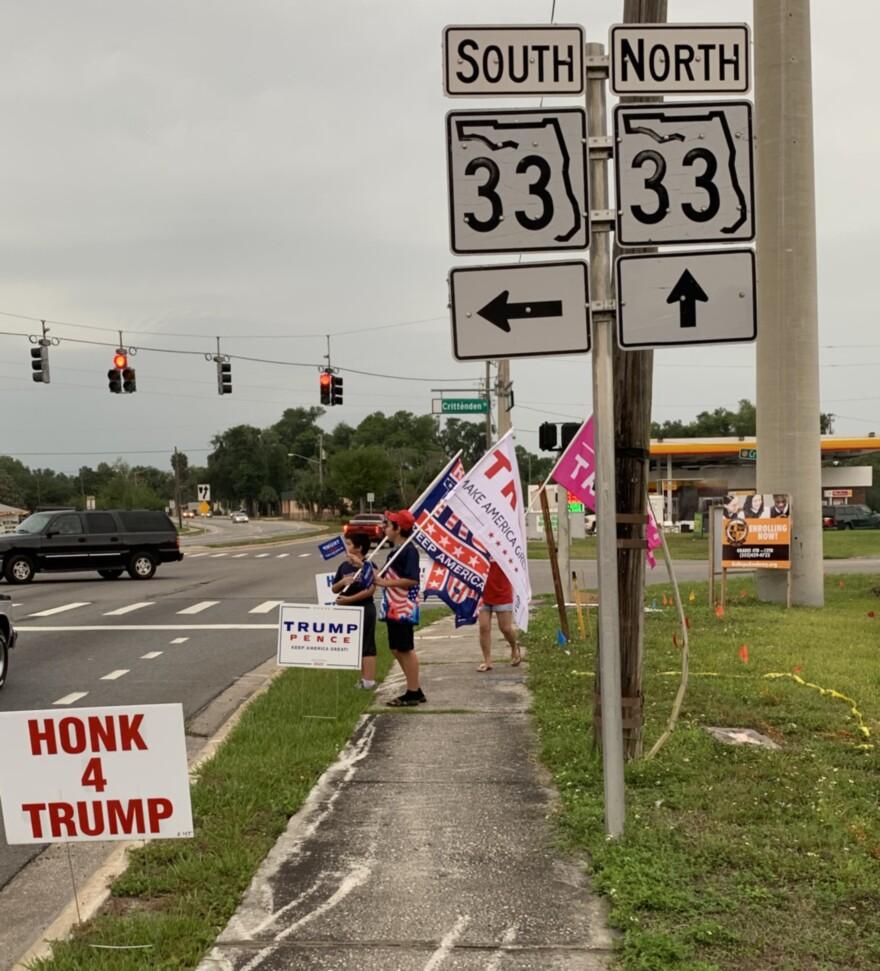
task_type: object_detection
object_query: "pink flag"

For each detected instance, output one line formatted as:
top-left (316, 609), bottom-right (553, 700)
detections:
top-left (550, 416), bottom-right (596, 511)
top-left (551, 414), bottom-right (660, 570)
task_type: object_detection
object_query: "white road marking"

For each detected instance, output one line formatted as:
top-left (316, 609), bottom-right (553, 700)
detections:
top-left (17, 624), bottom-right (278, 631)
top-left (232, 553), bottom-right (248, 558)
top-left (27, 602), bottom-right (91, 617)
top-left (210, 553), bottom-right (228, 558)
top-left (103, 602), bottom-right (155, 616)
top-left (177, 601), bottom-right (220, 615)
top-left (255, 553), bottom-right (270, 558)
top-left (54, 692), bottom-right (88, 705)
top-left (250, 601), bottom-right (283, 614)
top-left (141, 652), bottom-right (163, 659)
top-left (169, 637), bottom-right (189, 644)
top-left (101, 670), bottom-right (129, 681)
top-left (276, 553), bottom-right (290, 558)
top-left (298, 553), bottom-right (311, 558)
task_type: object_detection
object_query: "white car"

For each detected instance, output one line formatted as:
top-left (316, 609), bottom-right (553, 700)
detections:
top-left (231, 511), bottom-right (249, 524)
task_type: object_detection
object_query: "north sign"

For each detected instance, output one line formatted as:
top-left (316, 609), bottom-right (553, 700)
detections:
top-left (613, 100), bottom-right (754, 247)
top-left (615, 249), bottom-right (756, 349)
top-left (449, 261), bottom-right (590, 362)
top-left (443, 25), bottom-right (585, 97)
top-left (446, 107), bottom-right (589, 254)
top-left (610, 23), bottom-right (750, 95)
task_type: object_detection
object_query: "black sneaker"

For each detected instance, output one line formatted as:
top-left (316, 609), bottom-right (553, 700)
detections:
top-left (413, 688), bottom-right (427, 704)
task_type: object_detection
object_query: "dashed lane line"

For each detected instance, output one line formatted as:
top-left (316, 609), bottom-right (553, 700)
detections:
top-left (169, 637), bottom-right (189, 644)
top-left (141, 652), bottom-right (163, 659)
top-left (53, 692), bottom-right (88, 705)
top-left (177, 601), bottom-right (221, 615)
top-left (101, 670), bottom-right (129, 681)
top-left (250, 601), bottom-right (283, 614)
top-left (103, 602), bottom-right (155, 616)
top-left (26, 602), bottom-right (91, 618)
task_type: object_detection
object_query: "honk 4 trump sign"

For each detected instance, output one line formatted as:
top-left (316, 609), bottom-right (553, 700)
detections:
top-left (277, 603), bottom-right (363, 670)
top-left (0, 704), bottom-right (193, 845)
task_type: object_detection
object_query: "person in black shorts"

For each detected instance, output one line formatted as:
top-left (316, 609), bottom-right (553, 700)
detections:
top-left (375, 509), bottom-right (424, 707)
top-left (331, 532), bottom-right (377, 690)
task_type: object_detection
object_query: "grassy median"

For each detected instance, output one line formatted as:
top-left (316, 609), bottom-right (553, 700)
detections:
top-left (527, 571), bottom-right (880, 970)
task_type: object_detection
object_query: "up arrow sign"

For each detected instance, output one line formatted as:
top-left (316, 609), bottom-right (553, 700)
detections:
top-left (666, 270), bottom-right (708, 328)
top-left (478, 291), bottom-right (563, 333)
top-left (615, 249), bottom-right (757, 350)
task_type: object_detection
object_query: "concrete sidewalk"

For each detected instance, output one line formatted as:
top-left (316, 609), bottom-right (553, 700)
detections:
top-left (198, 616), bottom-right (615, 970)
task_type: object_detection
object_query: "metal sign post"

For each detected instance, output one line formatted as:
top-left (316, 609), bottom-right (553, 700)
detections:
top-left (586, 43), bottom-right (625, 840)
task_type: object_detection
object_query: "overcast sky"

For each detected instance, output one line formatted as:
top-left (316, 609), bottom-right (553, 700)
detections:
top-left (0, 1), bottom-right (875, 478)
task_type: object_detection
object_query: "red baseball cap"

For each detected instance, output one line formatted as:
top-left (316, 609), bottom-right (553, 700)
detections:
top-left (385, 509), bottom-right (415, 531)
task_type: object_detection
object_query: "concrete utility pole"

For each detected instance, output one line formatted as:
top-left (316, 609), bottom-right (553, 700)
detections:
top-left (753, 0), bottom-right (824, 606)
top-left (496, 359), bottom-right (511, 437)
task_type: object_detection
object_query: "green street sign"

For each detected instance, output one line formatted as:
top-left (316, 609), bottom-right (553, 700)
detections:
top-left (441, 398), bottom-right (489, 414)
top-left (739, 448), bottom-right (757, 460)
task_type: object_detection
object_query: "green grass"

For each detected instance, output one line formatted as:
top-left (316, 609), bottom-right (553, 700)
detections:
top-left (526, 573), bottom-right (880, 970)
top-left (528, 529), bottom-right (880, 561)
top-left (29, 609), bottom-right (446, 970)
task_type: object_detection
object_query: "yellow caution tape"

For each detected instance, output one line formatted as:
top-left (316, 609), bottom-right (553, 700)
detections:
top-left (764, 672), bottom-right (873, 749)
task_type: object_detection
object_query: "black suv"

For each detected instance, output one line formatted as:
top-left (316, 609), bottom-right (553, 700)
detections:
top-left (0, 509), bottom-right (183, 584)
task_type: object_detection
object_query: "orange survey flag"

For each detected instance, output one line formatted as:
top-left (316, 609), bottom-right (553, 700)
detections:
top-left (715, 604), bottom-right (725, 617)
top-left (739, 644), bottom-right (749, 664)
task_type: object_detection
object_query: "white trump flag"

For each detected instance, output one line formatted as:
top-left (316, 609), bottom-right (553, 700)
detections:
top-left (444, 431), bottom-right (531, 630)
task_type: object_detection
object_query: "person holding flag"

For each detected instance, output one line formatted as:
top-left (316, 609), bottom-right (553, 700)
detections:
top-left (375, 509), bottom-right (425, 707)
top-left (331, 531), bottom-right (377, 691)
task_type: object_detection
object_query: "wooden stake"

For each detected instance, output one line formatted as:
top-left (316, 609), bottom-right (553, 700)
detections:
top-left (540, 487), bottom-right (570, 642)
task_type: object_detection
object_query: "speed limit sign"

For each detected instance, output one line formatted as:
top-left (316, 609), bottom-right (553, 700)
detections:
top-left (613, 100), bottom-right (754, 247)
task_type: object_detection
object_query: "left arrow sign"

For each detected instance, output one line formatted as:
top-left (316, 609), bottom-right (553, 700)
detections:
top-left (478, 291), bottom-right (564, 333)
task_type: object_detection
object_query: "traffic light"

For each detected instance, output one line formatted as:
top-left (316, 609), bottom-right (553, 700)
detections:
top-left (109, 351), bottom-right (127, 394)
top-left (538, 422), bottom-right (557, 451)
top-left (122, 367), bottom-right (137, 393)
top-left (330, 374), bottom-right (343, 406)
top-left (31, 341), bottom-right (50, 384)
top-left (216, 358), bottom-right (232, 395)
top-left (560, 422), bottom-right (580, 451)
top-left (319, 369), bottom-right (332, 405)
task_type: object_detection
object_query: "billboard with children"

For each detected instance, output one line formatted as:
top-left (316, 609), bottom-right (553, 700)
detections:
top-left (721, 492), bottom-right (791, 569)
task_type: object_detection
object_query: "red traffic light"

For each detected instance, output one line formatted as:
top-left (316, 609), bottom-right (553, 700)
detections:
top-left (113, 352), bottom-right (128, 369)
top-left (319, 372), bottom-right (331, 389)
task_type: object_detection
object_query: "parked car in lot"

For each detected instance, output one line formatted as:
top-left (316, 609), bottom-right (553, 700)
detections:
top-left (0, 509), bottom-right (183, 584)
top-left (824, 504), bottom-right (880, 530)
top-left (822, 505), bottom-right (837, 529)
top-left (231, 510), bottom-right (249, 524)
top-left (343, 513), bottom-right (386, 544)
top-left (0, 593), bottom-right (16, 689)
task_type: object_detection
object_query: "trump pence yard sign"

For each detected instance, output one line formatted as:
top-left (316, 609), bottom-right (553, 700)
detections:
top-left (277, 603), bottom-right (364, 670)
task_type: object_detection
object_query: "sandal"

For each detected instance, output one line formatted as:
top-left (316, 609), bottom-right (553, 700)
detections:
top-left (511, 651), bottom-right (523, 667)
top-left (476, 663), bottom-right (493, 672)
top-left (386, 695), bottom-right (419, 707)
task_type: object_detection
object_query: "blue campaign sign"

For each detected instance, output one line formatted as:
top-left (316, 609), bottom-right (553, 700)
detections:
top-left (318, 536), bottom-right (346, 560)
